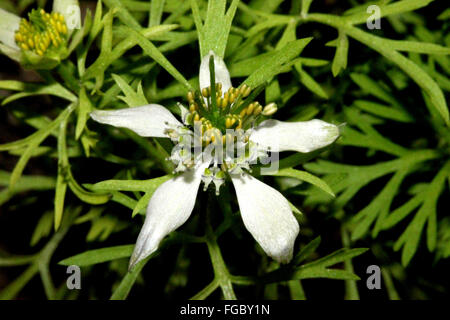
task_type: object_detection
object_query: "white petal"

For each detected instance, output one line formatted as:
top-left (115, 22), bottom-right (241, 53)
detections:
top-left (231, 173), bottom-right (299, 263)
top-left (53, 0), bottom-right (81, 31)
top-left (0, 8), bottom-right (20, 49)
top-left (90, 104), bottom-right (182, 138)
top-left (0, 43), bottom-right (21, 62)
top-left (129, 164), bottom-right (207, 270)
top-left (199, 50), bottom-right (232, 94)
top-left (250, 119), bottom-right (340, 153)
top-left (177, 102), bottom-right (190, 125)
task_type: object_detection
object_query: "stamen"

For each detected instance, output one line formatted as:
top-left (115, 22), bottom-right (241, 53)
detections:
top-left (262, 102), bottom-right (278, 116)
top-left (15, 9), bottom-right (68, 56)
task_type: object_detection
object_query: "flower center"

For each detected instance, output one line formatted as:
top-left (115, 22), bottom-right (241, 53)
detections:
top-left (166, 81), bottom-right (277, 195)
top-left (14, 9), bottom-right (68, 56)
top-left (183, 83), bottom-right (277, 145)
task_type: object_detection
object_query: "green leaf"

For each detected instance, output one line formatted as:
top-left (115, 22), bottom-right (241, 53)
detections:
top-left (75, 87), bottom-right (93, 140)
top-left (275, 19), bottom-right (298, 50)
top-left (383, 192), bottom-right (425, 229)
top-left (305, 248), bottom-right (368, 269)
top-left (103, 0), bottom-right (141, 29)
top-left (112, 74), bottom-right (148, 107)
top-left (125, 26), bottom-right (192, 90)
top-left (345, 29), bottom-right (449, 125)
top-left (292, 236), bottom-right (321, 265)
top-left (8, 105), bottom-right (75, 192)
top-left (192, 0), bottom-right (241, 58)
top-left (379, 40), bottom-right (450, 55)
top-left (110, 257), bottom-right (148, 300)
top-left (244, 38), bottom-right (312, 88)
top-left (67, 171), bottom-right (111, 205)
top-left (0, 81), bottom-right (77, 105)
top-left (149, 0), bottom-right (166, 27)
top-left (132, 192), bottom-right (152, 217)
top-left (59, 245), bottom-right (134, 266)
top-left (263, 168), bottom-right (335, 197)
top-left (301, 0), bottom-right (314, 17)
top-left (0, 253), bottom-right (35, 267)
top-left (350, 73), bottom-right (397, 105)
top-left (344, 0), bottom-right (434, 25)
top-left (83, 24), bottom-right (178, 80)
top-left (30, 212), bottom-right (53, 247)
top-left (353, 100), bottom-right (413, 123)
top-left (351, 169), bottom-right (410, 241)
top-left (88, 175), bottom-right (172, 192)
top-left (393, 161), bottom-right (450, 266)
top-left (54, 113), bottom-right (71, 231)
top-left (304, 150), bottom-right (439, 209)
top-left (294, 62), bottom-right (329, 99)
top-left (331, 30), bottom-right (349, 77)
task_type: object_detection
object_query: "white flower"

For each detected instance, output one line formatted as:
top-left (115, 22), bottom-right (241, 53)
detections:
top-left (0, 0), bottom-right (80, 63)
top-left (90, 51), bottom-right (340, 269)
top-left (0, 8), bottom-right (22, 61)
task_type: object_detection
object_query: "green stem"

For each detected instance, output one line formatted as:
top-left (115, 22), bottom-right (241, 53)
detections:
top-left (205, 196), bottom-right (236, 300)
top-left (190, 279), bottom-right (220, 300)
top-left (341, 225), bottom-right (360, 300)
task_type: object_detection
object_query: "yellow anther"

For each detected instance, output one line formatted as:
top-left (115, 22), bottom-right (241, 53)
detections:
top-left (189, 104), bottom-right (197, 113)
top-left (61, 24), bottom-right (67, 34)
top-left (221, 96), bottom-right (229, 108)
top-left (21, 43), bottom-right (29, 50)
top-left (239, 108), bottom-right (247, 118)
top-left (230, 93), bottom-right (237, 103)
top-left (241, 85), bottom-right (252, 97)
top-left (36, 49), bottom-right (44, 56)
top-left (27, 38), bottom-right (34, 48)
top-left (262, 102), bottom-right (278, 116)
top-left (56, 21), bottom-right (63, 33)
top-left (247, 103), bottom-right (255, 116)
top-left (187, 91), bottom-right (194, 103)
top-left (253, 104), bottom-right (263, 116)
top-left (202, 87), bottom-right (210, 98)
top-left (194, 113), bottom-right (200, 122)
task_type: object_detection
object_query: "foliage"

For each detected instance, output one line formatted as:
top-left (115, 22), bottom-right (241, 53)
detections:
top-left (0, 0), bottom-right (449, 300)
